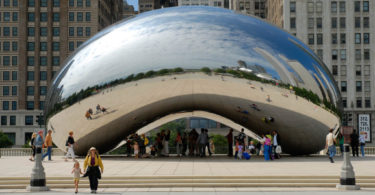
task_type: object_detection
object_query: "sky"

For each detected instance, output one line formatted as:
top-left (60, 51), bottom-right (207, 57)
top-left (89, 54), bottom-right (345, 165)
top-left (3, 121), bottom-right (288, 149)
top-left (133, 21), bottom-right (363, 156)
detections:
top-left (125, 0), bottom-right (138, 11)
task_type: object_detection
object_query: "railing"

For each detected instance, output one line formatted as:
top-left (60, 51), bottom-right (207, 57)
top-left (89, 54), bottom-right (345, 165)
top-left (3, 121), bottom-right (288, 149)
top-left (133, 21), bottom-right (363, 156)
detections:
top-left (0, 148), bottom-right (65, 157)
top-left (1, 147), bottom-right (375, 157)
top-left (335, 146), bottom-right (375, 155)
top-left (107, 146), bottom-right (229, 155)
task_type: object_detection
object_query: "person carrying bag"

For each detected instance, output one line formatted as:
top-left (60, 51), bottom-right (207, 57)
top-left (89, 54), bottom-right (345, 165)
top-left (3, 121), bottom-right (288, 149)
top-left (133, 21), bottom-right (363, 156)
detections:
top-left (83, 147), bottom-right (103, 194)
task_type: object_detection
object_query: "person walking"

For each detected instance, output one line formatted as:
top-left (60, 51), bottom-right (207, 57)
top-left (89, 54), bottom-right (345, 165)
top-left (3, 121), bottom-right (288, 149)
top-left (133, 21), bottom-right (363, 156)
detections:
top-left (29, 133), bottom-right (37, 161)
top-left (226, 129), bottom-right (233, 157)
top-left (325, 128), bottom-right (336, 163)
top-left (359, 132), bottom-right (366, 157)
top-left (34, 130), bottom-right (44, 149)
top-left (42, 130), bottom-right (53, 161)
top-left (350, 130), bottom-right (359, 157)
top-left (72, 161), bottom-right (83, 194)
top-left (83, 147), bottom-right (103, 194)
top-left (65, 131), bottom-right (76, 162)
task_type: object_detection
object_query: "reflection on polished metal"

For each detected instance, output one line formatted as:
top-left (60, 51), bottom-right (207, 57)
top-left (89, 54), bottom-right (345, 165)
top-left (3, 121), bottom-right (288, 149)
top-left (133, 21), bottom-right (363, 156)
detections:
top-left (136, 111), bottom-right (263, 141)
top-left (45, 6), bottom-right (341, 156)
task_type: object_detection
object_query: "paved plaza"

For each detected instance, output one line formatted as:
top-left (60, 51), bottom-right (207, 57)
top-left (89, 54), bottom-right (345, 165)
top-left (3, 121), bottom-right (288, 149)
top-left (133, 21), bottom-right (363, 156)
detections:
top-left (0, 155), bottom-right (375, 193)
top-left (1, 190), bottom-right (375, 194)
top-left (0, 155), bottom-right (374, 177)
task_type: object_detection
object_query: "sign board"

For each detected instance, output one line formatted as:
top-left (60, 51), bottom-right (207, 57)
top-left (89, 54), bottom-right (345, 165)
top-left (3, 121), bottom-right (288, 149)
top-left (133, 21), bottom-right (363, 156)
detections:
top-left (341, 126), bottom-right (353, 144)
top-left (358, 114), bottom-right (371, 142)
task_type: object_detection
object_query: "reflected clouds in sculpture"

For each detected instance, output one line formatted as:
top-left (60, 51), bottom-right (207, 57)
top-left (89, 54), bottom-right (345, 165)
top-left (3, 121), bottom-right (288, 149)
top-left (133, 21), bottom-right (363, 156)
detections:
top-left (56, 8), bottom-right (317, 99)
top-left (46, 6), bottom-right (341, 156)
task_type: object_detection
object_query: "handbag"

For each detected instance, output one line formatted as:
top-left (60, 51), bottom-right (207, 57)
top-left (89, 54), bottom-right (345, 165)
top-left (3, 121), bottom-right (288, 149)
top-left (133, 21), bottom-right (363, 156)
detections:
top-left (276, 145), bottom-right (282, 154)
top-left (83, 166), bottom-right (101, 179)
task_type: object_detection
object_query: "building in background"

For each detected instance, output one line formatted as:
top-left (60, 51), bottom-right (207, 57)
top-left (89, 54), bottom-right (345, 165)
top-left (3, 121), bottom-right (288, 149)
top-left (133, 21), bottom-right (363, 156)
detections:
top-left (0, 0), bottom-right (123, 146)
top-left (138, 0), bottom-right (160, 13)
top-left (231, 0), bottom-right (266, 18)
top-left (266, 0), bottom-right (283, 27)
top-left (267, 0), bottom-right (375, 144)
top-left (123, 1), bottom-right (136, 19)
top-left (179, 0), bottom-right (225, 8)
top-left (160, 0), bottom-right (178, 8)
top-left (178, 0), bottom-right (266, 18)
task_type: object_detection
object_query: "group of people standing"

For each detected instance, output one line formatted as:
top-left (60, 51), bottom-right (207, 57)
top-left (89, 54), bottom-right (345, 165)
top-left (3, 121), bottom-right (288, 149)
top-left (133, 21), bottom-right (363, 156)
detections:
top-left (29, 129), bottom-right (103, 194)
top-left (29, 130), bottom-right (53, 161)
top-left (125, 133), bottom-right (149, 158)
top-left (71, 146), bottom-right (104, 194)
top-left (125, 128), bottom-right (215, 158)
top-left (226, 128), bottom-right (281, 161)
top-left (349, 129), bottom-right (367, 157)
top-left (326, 128), bottom-right (367, 163)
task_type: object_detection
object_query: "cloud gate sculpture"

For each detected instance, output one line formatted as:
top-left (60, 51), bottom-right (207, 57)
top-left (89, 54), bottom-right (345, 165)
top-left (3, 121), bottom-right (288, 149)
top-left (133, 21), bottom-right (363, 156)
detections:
top-left (45, 7), bottom-right (341, 156)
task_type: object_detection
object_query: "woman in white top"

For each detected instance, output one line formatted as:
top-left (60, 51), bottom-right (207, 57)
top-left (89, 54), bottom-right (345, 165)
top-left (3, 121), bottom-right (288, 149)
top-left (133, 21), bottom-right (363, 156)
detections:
top-left (359, 132), bottom-right (366, 157)
top-left (325, 128), bottom-right (336, 163)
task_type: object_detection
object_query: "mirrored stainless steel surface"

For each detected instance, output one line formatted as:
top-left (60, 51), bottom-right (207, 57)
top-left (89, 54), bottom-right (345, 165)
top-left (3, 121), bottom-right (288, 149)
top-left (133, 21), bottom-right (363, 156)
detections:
top-left (46, 6), bottom-right (341, 155)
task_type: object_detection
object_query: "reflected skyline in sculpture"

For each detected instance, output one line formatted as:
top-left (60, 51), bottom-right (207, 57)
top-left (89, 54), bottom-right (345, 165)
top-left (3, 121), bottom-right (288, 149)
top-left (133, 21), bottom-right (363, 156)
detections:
top-left (46, 6), bottom-right (341, 156)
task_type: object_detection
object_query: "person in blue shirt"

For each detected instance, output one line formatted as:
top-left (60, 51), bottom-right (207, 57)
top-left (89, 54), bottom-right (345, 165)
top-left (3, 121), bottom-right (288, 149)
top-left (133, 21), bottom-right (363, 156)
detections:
top-left (34, 130), bottom-right (44, 148)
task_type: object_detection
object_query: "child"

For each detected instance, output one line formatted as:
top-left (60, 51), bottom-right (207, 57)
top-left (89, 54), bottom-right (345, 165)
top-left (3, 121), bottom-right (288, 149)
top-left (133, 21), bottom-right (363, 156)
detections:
top-left (133, 142), bottom-right (139, 159)
top-left (234, 140), bottom-right (239, 159)
top-left (71, 161), bottom-right (83, 194)
top-left (238, 144), bottom-right (243, 160)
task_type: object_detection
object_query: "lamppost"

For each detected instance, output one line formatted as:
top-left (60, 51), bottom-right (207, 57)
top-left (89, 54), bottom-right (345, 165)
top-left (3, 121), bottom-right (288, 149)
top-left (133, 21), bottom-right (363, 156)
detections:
top-left (26, 130), bottom-right (49, 191)
top-left (336, 127), bottom-right (360, 190)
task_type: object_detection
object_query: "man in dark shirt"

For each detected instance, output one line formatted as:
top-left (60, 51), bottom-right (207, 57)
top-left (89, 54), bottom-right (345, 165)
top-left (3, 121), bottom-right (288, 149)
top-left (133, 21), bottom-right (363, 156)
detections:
top-left (238, 128), bottom-right (246, 144)
top-left (350, 129), bottom-right (359, 157)
top-left (182, 132), bottom-right (188, 156)
top-left (65, 131), bottom-right (76, 162)
top-left (226, 129), bottom-right (234, 157)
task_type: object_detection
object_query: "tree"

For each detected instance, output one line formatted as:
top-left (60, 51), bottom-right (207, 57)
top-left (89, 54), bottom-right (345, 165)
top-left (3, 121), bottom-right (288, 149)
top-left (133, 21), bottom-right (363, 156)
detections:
top-left (210, 134), bottom-right (227, 154)
top-left (159, 119), bottom-right (186, 148)
top-left (0, 131), bottom-right (13, 148)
